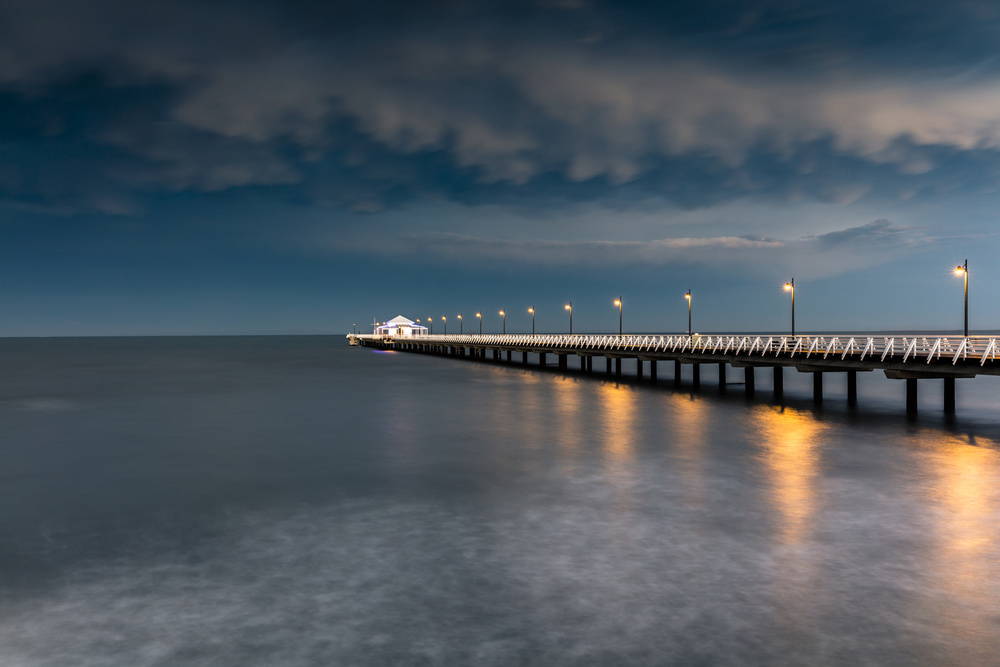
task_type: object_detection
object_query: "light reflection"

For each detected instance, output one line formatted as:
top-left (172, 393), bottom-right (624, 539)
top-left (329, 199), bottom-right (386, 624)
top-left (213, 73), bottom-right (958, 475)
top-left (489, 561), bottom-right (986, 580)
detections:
top-left (550, 375), bottom-right (585, 464)
top-left (668, 393), bottom-right (709, 508)
top-left (751, 405), bottom-right (828, 547)
top-left (597, 382), bottom-right (637, 465)
top-left (750, 404), bottom-right (828, 634)
top-left (913, 429), bottom-right (1000, 660)
top-left (595, 382), bottom-right (640, 515)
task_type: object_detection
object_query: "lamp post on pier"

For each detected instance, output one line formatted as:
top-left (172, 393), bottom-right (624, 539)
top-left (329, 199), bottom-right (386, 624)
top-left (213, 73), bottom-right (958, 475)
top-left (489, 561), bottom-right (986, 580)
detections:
top-left (955, 260), bottom-right (968, 337)
top-left (565, 302), bottom-right (573, 335)
top-left (499, 310), bottom-right (506, 334)
top-left (783, 279), bottom-right (795, 337)
top-left (614, 297), bottom-right (622, 335)
top-left (476, 312), bottom-right (482, 334)
top-left (528, 307), bottom-right (535, 335)
top-left (442, 315), bottom-right (447, 335)
top-left (458, 313), bottom-right (463, 334)
top-left (685, 290), bottom-right (692, 336)
top-left (428, 317), bottom-right (433, 335)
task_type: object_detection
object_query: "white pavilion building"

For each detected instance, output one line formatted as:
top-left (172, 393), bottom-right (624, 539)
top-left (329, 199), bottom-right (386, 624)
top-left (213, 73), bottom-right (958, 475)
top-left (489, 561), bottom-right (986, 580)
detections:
top-left (375, 316), bottom-right (428, 338)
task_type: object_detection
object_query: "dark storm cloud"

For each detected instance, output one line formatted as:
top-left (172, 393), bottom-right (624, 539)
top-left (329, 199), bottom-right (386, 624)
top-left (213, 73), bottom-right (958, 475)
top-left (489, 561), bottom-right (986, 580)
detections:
top-left (3, 0), bottom-right (1000, 214)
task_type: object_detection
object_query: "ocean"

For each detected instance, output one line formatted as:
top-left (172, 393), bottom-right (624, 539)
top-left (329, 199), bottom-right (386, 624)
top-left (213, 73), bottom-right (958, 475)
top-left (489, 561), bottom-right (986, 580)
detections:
top-left (2, 335), bottom-right (999, 665)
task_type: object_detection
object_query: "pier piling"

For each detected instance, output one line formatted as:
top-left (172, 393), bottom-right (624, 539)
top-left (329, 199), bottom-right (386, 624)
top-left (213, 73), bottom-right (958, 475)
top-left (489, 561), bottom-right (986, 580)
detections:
top-left (944, 377), bottom-right (956, 413)
top-left (906, 378), bottom-right (918, 415)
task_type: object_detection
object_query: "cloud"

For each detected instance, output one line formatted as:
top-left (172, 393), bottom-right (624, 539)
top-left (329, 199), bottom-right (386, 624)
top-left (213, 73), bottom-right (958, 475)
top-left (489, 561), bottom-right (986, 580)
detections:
top-left (4, 0), bottom-right (1000, 214)
top-left (319, 216), bottom-right (926, 280)
top-left (811, 218), bottom-right (913, 246)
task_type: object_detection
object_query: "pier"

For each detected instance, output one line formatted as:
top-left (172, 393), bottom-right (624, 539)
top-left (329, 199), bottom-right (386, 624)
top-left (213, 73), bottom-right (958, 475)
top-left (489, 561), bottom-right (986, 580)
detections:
top-left (351, 332), bottom-right (1000, 416)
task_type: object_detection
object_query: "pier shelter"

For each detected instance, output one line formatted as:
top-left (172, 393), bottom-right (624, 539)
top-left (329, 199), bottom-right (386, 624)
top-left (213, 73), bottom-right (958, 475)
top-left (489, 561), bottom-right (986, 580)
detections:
top-left (375, 316), bottom-right (427, 338)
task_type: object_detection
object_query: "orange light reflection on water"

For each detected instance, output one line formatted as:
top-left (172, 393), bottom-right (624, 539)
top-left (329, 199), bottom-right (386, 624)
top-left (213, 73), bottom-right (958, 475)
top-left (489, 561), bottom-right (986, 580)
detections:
top-left (750, 404), bottom-right (828, 548)
top-left (911, 428), bottom-right (1000, 660)
top-left (595, 381), bottom-right (639, 513)
top-left (666, 392), bottom-right (710, 509)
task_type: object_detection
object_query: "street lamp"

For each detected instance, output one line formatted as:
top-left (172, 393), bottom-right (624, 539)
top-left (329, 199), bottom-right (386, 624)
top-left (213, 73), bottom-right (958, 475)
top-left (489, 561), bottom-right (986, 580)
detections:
top-left (353, 323), bottom-right (356, 334)
top-left (528, 306), bottom-right (535, 335)
top-left (428, 317), bottom-right (433, 335)
top-left (955, 260), bottom-right (968, 337)
top-left (614, 297), bottom-right (622, 336)
top-left (783, 279), bottom-right (795, 337)
top-left (476, 312), bottom-right (482, 334)
top-left (685, 290), bottom-right (691, 336)
top-left (499, 310), bottom-right (506, 334)
top-left (458, 313), bottom-right (463, 334)
top-left (565, 302), bottom-right (573, 335)
top-left (442, 315), bottom-right (447, 335)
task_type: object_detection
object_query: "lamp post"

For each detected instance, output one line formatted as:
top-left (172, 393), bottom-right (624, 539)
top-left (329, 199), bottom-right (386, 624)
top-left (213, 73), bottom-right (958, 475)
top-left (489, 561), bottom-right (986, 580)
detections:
top-left (783, 279), bottom-right (795, 337)
top-left (685, 290), bottom-right (691, 336)
top-left (614, 297), bottom-right (622, 336)
top-left (528, 306), bottom-right (535, 335)
top-left (428, 317), bottom-right (433, 335)
top-left (353, 323), bottom-right (356, 334)
top-left (458, 313), bottom-right (463, 334)
top-left (565, 302), bottom-right (573, 335)
top-left (443, 315), bottom-right (447, 335)
top-left (476, 312), bottom-right (482, 335)
top-left (955, 260), bottom-right (968, 337)
top-left (499, 310), bottom-right (506, 334)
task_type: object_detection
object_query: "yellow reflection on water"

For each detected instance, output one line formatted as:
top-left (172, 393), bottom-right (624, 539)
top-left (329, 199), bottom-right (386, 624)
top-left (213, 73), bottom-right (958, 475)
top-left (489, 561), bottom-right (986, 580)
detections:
top-left (751, 405), bottom-right (829, 547)
top-left (595, 382), bottom-right (640, 513)
top-left (910, 429), bottom-right (1000, 659)
top-left (550, 375), bottom-right (585, 462)
top-left (597, 382), bottom-right (637, 464)
top-left (667, 393), bottom-right (710, 508)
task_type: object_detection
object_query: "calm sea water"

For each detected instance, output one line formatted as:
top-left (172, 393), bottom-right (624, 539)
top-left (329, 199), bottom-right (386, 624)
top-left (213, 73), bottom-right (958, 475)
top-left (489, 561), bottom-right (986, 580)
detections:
top-left (2, 336), bottom-right (1000, 665)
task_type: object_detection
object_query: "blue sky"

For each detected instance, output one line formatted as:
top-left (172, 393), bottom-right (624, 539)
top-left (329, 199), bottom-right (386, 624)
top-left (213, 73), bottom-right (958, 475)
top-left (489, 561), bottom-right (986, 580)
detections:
top-left (1, 0), bottom-right (998, 336)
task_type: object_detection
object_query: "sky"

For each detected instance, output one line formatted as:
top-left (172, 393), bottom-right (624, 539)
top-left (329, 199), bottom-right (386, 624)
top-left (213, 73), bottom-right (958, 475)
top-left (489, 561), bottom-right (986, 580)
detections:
top-left (2, 0), bottom-right (999, 336)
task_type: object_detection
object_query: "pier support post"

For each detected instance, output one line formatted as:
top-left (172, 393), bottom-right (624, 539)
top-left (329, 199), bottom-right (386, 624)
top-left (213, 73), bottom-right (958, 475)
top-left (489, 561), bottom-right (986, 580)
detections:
top-left (522, 351), bottom-right (528, 365)
top-left (773, 366), bottom-right (783, 399)
top-left (637, 359), bottom-right (643, 379)
top-left (606, 357), bottom-right (613, 375)
top-left (745, 366), bottom-right (755, 398)
top-left (539, 353), bottom-right (546, 368)
top-left (615, 358), bottom-right (622, 380)
top-left (906, 378), bottom-right (918, 415)
top-left (813, 372), bottom-right (823, 404)
top-left (719, 362), bottom-right (726, 390)
top-left (692, 363), bottom-right (700, 389)
top-left (558, 354), bottom-right (567, 370)
top-left (847, 371), bottom-right (858, 406)
top-left (944, 377), bottom-right (956, 414)
top-left (650, 361), bottom-right (657, 382)
top-left (506, 350), bottom-right (512, 363)
top-left (674, 359), bottom-right (682, 385)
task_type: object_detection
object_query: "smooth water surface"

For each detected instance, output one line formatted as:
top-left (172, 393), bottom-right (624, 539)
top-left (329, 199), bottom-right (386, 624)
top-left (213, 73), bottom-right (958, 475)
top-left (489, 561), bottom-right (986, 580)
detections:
top-left (2, 336), bottom-right (1000, 665)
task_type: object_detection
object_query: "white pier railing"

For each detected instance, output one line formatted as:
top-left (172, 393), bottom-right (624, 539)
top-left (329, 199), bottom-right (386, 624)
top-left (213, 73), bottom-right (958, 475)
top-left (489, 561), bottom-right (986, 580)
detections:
top-left (357, 333), bottom-right (1000, 367)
